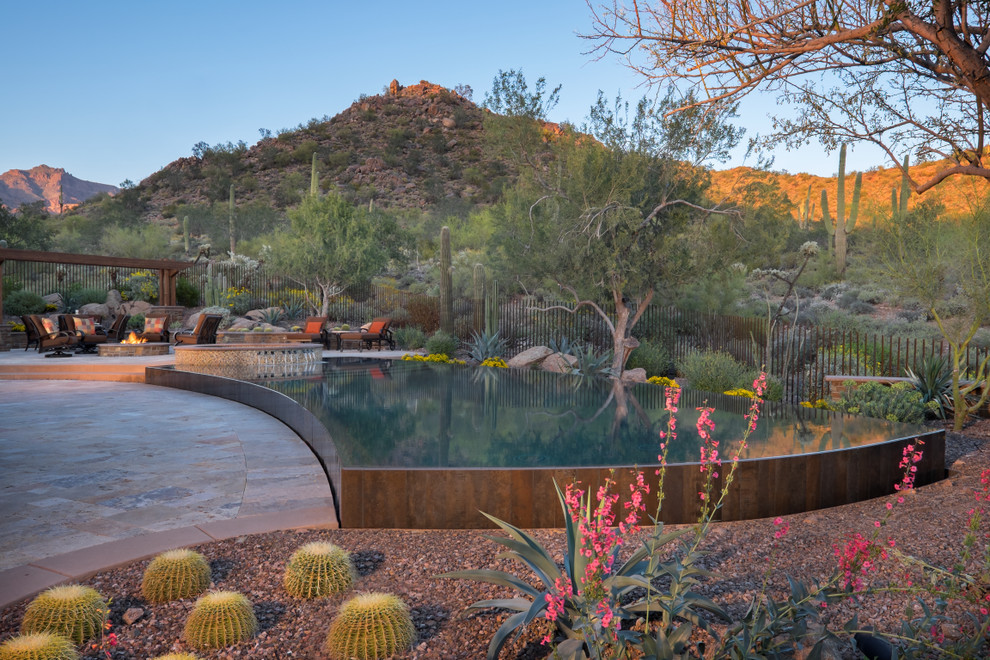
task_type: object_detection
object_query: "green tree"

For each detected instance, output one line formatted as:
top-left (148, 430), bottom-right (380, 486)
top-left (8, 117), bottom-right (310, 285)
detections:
top-left (488, 87), bottom-right (741, 376)
top-left (267, 191), bottom-right (404, 317)
top-left (99, 224), bottom-right (173, 259)
top-left (0, 202), bottom-right (54, 250)
top-left (882, 200), bottom-right (990, 430)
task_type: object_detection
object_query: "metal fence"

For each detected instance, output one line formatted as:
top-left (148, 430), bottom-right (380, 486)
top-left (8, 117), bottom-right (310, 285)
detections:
top-left (5, 256), bottom-right (988, 401)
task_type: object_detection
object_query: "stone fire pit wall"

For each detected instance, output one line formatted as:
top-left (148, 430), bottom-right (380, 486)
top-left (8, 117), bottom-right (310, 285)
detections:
top-left (174, 343), bottom-right (322, 369)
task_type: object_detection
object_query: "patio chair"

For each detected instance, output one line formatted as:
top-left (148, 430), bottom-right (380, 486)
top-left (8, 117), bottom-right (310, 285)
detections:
top-left (24, 315), bottom-right (78, 357)
top-left (174, 314), bottom-right (223, 345)
top-left (21, 314), bottom-right (40, 351)
top-left (337, 317), bottom-right (395, 351)
top-left (105, 314), bottom-right (132, 342)
top-left (284, 316), bottom-right (329, 347)
top-left (58, 314), bottom-right (108, 353)
top-left (136, 313), bottom-right (171, 343)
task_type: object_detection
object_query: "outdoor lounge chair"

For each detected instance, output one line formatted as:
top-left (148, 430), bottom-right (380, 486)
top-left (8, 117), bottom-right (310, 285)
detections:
top-left (335, 317), bottom-right (395, 351)
top-left (105, 314), bottom-right (132, 342)
top-left (136, 313), bottom-right (170, 343)
top-left (174, 314), bottom-right (223, 345)
top-left (284, 316), bottom-right (329, 347)
top-left (24, 314), bottom-right (79, 357)
top-left (58, 314), bottom-right (108, 353)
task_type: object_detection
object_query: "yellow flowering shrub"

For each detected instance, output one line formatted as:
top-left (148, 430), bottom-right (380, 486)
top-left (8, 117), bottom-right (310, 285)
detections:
top-left (401, 353), bottom-right (466, 365)
top-left (647, 376), bottom-right (680, 388)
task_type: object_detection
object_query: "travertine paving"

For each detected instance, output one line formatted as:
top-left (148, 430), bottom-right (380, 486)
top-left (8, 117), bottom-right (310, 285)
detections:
top-left (0, 380), bottom-right (336, 571)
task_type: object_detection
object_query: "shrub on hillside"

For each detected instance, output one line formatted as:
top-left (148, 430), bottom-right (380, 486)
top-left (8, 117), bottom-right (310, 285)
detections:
top-left (424, 330), bottom-right (458, 357)
top-left (626, 339), bottom-right (673, 377)
top-left (679, 350), bottom-right (749, 394)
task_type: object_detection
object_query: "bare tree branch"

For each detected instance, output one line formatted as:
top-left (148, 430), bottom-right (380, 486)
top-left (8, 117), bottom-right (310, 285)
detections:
top-left (584, 0), bottom-right (990, 192)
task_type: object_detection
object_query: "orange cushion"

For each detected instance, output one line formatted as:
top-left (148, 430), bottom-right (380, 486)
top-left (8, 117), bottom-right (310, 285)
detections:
top-left (74, 317), bottom-right (96, 334)
top-left (367, 321), bottom-right (386, 334)
top-left (304, 320), bottom-right (323, 334)
top-left (144, 317), bottom-right (165, 333)
top-left (41, 317), bottom-right (57, 335)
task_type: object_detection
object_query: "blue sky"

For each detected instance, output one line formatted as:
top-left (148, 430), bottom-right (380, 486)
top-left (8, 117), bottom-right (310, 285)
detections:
top-left (2, 1), bottom-right (885, 187)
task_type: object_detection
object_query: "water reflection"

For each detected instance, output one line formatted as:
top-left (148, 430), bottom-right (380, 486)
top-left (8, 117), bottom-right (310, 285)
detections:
top-left (215, 358), bottom-right (926, 469)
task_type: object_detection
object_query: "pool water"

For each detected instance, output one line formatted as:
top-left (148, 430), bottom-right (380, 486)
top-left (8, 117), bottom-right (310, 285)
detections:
top-left (252, 358), bottom-right (928, 470)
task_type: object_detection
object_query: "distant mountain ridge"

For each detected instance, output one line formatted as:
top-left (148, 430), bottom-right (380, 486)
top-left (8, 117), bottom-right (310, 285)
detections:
top-left (0, 165), bottom-right (118, 214)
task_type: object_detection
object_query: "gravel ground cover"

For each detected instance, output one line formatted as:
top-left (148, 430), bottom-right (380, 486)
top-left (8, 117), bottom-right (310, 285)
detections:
top-left (1, 420), bottom-right (988, 659)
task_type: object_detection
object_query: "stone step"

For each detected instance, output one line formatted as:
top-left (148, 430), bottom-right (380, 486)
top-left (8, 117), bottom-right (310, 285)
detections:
top-left (0, 363), bottom-right (149, 383)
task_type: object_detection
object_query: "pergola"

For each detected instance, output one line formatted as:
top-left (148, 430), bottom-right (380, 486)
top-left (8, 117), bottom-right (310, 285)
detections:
top-left (0, 248), bottom-right (195, 318)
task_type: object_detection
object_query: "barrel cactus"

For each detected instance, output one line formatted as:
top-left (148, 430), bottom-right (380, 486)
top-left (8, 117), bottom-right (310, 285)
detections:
top-left (324, 592), bottom-right (416, 660)
top-left (21, 585), bottom-right (107, 645)
top-left (183, 591), bottom-right (258, 649)
top-left (0, 633), bottom-right (79, 660)
top-left (283, 541), bottom-right (356, 599)
top-left (141, 548), bottom-right (211, 603)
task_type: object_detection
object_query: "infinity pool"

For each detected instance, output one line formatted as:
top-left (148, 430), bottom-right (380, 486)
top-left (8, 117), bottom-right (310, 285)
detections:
top-left (149, 358), bottom-right (945, 528)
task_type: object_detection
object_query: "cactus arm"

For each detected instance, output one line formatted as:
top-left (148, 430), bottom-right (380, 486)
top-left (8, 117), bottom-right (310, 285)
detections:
top-left (848, 171), bottom-right (862, 232)
top-left (821, 189), bottom-right (833, 235)
top-left (899, 155), bottom-right (911, 218)
top-left (310, 152), bottom-right (319, 197)
top-left (837, 143), bottom-right (846, 227)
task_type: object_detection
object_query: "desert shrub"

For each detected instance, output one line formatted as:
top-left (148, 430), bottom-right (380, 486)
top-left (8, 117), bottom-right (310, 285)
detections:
top-left (4, 290), bottom-right (47, 317)
top-left (176, 277), bottom-right (201, 307)
top-left (121, 270), bottom-right (159, 303)
top-left (392, 325), bottom-right (426, 351)
top-left (679, 350), bottom-right (749, 393)
top-left (221, 287), bottom-right (252, 316)
top-left (626, 339), bottom-right (672, 377)
top-left (833, 381), bottom-right (935, 424)
top-left (198, 306), bottom-right (233, 328)
top-left (848, 300), bottom-right (875, 315)
top-left (385, 306), bottom-right (410, 327)
top-left (837, 289), bottom-right (859, 309)
top-left (127, 314), bottom-right (145, 330)
top-left (59, 286), bottom-right (106, 312)
top-left (424, 330), bottom-right (458, 356)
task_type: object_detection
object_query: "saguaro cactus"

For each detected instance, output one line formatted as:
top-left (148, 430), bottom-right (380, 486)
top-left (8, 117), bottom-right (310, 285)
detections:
top-left (310, 152), bottom-right (319, 197)
top-left (891, 155), bottom-right (911, 221)
top-left (821, 144), bottom-right (861, 274)
top-left (439, 226), bottom-right (453, 335)
top-left (228, 184), bottom-right (236, 256)
top-left (796, 184), bottom-right (814, 229)
top-left (183, 216), bottom-right (190, 254)
top-left (485, 279), bottom-right (499, 337)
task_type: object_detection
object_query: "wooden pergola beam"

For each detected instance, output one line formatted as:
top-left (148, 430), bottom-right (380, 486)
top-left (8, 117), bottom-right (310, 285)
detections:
top-left (0, 248), bottom-right (194, 318)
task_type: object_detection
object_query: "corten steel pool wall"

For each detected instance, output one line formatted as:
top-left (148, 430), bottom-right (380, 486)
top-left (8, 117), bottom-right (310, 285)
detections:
top-left (146, 365), bottom-right (945, 530)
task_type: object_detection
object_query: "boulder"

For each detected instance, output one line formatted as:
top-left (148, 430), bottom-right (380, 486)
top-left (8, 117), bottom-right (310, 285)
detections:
top-left (540, 353), bottom-right (578, 373)
top-left (78, 303), bottom-right (110, 320)
top-left (121, 300), bottom-right (153, 315)
top-left (43, 293), bottom-right (62, 308)
top-left (506, 346), bottom-right (554, 369)
top-left (441, 117), bottom-right (456, 129)
top-left (104, 289), bottom-right (123, 314)
top-left (620, 368), bottom-right (648, 384)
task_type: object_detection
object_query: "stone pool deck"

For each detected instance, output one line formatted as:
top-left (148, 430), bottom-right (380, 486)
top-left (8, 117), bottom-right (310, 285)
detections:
top-left (0, 346), bottom-right (407, 608)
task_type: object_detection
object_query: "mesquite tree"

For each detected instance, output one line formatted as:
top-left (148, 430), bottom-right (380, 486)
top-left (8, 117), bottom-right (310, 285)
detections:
top-left (488, 85), bottom-right (740, 377)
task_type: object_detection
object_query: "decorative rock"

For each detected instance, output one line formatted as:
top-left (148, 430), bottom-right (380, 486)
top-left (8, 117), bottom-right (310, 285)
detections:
top-left (104, 289), bottom-right (124, 315)
top-left (506, 346), bottom-right (553, 369)
top-left (441, 117), bottom-right (456, 129)
top-left (540, 353), bottom-right (578, 373)
top-left (121, 300), bottom-right (153, 315)
top-left (43, 293), bottom-right (62, 308)
top-left (621, 368), bottom-right (648, 384)
top-left (388, 79), bottom-right (402, 95)
top-left (122, 607), bottom-right (144, 625)
top-left (78, 303), bottom-right (110, 319)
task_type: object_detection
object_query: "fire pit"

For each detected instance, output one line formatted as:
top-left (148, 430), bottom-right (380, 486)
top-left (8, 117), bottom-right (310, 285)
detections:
top-left (98, 331), bottom-right (171, 357)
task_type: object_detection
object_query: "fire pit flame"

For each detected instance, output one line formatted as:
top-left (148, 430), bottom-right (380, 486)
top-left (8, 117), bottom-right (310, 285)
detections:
top-left (122, 331), bottom-right (147, 344)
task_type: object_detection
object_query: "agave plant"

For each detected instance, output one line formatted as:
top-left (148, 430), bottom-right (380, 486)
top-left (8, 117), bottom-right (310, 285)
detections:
top-left (905, 354), bottom-right (952, 419)
top-left (570, 344), bottom-right (613, 378)
top-left (258, 307), bottom-right (285, 326)
top-left (280, 299), bottom-right (308, 321)
top-left (438, 480), bottom-right (718, 659)
top-left (466, 330), bottom-right (509, 363)
top-left (548, 335), bottom-right (575, 356)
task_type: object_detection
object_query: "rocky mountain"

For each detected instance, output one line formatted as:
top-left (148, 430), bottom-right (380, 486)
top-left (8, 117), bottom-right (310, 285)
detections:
top-left (0, 165), bottom-right (118, 214)
top-left (65, 77), bottom-right (990, 226)
top-left (137, 79), bottom-right (509, 222)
